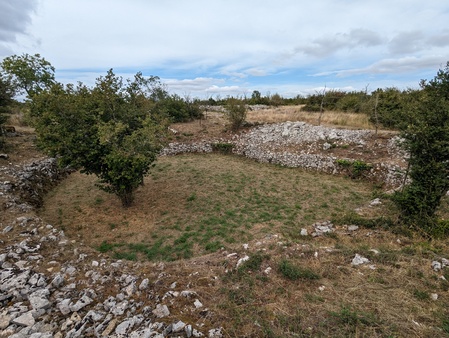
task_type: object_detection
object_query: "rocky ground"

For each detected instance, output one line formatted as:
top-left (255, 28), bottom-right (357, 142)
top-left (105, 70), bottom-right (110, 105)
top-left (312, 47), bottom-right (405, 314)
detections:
top-left (0, 119), bottom-right (418, 337)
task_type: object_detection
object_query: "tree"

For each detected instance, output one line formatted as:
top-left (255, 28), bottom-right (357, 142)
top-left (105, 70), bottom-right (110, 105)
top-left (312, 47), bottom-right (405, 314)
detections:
top-left (0, 75), bottom-right (15, 148)
top-left (31, 69), bottom-right (168, 207)
top-left (393, 62), bottom-right (449, 235)
top-left (1, 53), bottom-right (55, 97)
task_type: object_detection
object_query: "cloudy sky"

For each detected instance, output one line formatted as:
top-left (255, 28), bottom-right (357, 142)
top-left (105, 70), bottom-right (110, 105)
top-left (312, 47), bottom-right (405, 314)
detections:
top-left (1, 0), bottom-right (449, 98)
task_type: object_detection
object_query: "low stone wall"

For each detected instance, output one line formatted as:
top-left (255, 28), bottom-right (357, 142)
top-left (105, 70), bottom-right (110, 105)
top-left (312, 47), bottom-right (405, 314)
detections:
top-left (162, 122), bottom-right (407, 189)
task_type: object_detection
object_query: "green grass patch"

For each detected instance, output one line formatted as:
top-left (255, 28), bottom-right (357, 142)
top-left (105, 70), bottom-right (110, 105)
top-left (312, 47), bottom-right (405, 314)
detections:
top-left (278, 259), bottom-right (320, 281)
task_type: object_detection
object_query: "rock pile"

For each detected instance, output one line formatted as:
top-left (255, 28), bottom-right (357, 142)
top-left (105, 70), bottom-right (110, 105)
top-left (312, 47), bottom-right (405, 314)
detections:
top-left (162, 122), bottom-right (407, 188)
top-left (1, 158), bottom-right (223, 337)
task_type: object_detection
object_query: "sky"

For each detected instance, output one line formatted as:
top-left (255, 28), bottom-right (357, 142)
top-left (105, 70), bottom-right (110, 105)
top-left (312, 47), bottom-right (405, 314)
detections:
top-left (1, 0), bottom-right (449, 99)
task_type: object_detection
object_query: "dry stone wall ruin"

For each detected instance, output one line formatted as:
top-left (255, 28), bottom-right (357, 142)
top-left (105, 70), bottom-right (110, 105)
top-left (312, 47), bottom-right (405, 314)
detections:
top-left (0, 122), bottom-right (407, 337)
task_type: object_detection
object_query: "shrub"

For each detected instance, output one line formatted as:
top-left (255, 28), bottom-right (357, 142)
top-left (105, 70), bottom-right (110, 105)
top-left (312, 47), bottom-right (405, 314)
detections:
top-left (336, 159), bottom-right (372, 179)
top-left (393, 62), bottom-right (449, 234)
top-left (211, 142), bottom-right (234, 154)
top-left (225, 98), bottom-right (247, 131)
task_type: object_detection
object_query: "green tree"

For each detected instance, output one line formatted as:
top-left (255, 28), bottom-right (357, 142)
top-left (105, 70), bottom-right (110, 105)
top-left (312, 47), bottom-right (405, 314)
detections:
top-left (1, 53), bottom-right (55, 97)
top-left (0, 75), bottom-right (15, 148)
top-left (368, 87), bottom-right (406, 129)
top-left (31, 70), bottom-right (168, 207)
top-left (393, 62), bottom-right (449, 235)
top-left (150, 94), bottom-right (202, 122)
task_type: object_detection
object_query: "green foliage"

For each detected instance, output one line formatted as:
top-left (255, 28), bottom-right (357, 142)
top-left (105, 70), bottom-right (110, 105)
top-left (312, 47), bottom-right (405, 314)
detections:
top-left (329, 305), bottom-right (378, 328)
top-left (211, 142), bottom-right (234, 154)
top-left (0, 75), bottom-right (14, 149)
top-left (336, 159), bottom-right (372, 179)
top-left (368, 87), bottom-right (407, 129)
top-left (150, 94), bottom-right (202, 122)
top-left (278, 259), bottom-right (320, 280)
top-left (393, 62), bottom-right (449, 234)
top-left (238, 252), bottom-right (268, 273)
top-left (225, 98), bottom-right (247, 131)
top-left (31, 69), bottom-right (168, 207)
top-left (1, 53), bottom-right (55, 97)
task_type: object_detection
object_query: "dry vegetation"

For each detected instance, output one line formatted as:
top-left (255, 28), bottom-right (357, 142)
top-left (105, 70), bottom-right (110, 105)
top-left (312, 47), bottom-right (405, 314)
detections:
top-left (6, 108), bottom-right (449, 337)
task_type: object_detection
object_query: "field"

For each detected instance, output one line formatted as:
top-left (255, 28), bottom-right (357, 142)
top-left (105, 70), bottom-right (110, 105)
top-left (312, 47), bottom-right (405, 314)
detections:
top-left (31, 107), bottom-right (449, 337)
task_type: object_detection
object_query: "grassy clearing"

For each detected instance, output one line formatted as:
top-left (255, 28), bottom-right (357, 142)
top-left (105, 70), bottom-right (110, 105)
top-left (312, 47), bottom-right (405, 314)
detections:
top-left (37, 144), bottom-right (449, 337)
top-left (39, 153), bottom-right (375, 261)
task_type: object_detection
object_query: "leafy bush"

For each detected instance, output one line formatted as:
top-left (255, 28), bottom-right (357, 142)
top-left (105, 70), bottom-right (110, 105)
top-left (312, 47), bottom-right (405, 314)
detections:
top-left (336, 159), bottom-right (372, 179)
top-left (151, 94), bottom-right (202, 122)
top-left (393, 62), bottom-right (449, 234)
top-left (300, 103), bottom-right (321, 112)
top-left (225, 98), bottom-right (247, 131)
top-left (211, 142), bottom-right (234, 154)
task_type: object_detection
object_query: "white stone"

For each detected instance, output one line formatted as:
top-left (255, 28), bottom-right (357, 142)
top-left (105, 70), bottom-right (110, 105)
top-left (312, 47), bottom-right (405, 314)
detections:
top-left (12, 311), bottom-right (35, 327)
top-left (28, 289), bottom-right (51, 310)
top-left (236, 255), bottom-right (249, 268)
top-left (369, 198), bottom-right (382, 206)
top-left (431, 293), bottom-right (438, 301)
top-left (152, 304), bottom-right (170, 318)
top-left (172, 320), bottom-right (186, 333)
top-left (351, 254), bottom-right (370, 266)
top-left (300, 228), bottom-right (308, 236)
top-left (194, 299), bottom-right (203, 308)
top-left (139, 278), bottom-right (149, 290)
top-left (70, 295), bottom-right (93, 312)
top-left (432, 261), bottom-right (442, 271)
top-left (115, 319), bottom-right (134, 335)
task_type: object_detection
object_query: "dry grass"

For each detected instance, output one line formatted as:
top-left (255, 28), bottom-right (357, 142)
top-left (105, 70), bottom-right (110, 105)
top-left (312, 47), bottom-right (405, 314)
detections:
top-left (34, 107), bottom-right (449, 337)
top-left (38, 153), bottom-right (449, 337)
top-left (247, 105), bottom-right (373, 130)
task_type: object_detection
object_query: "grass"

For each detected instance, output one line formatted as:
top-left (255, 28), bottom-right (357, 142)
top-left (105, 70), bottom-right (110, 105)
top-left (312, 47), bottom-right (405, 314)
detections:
top-left (246, 105), bottom-right (373, 130)
top-left (278, 259), bottom-right (320, 281)
top-left (35, 108), bottom-right (449, 337)
top-left (39, 154), bottom-right (375, 261)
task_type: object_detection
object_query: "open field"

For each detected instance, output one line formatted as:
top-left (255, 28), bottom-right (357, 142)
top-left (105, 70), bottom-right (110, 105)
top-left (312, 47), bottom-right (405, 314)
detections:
top-left (39, 154), bottom-right (376, 260)
top-left (31, 107), bottom-right (449, 337)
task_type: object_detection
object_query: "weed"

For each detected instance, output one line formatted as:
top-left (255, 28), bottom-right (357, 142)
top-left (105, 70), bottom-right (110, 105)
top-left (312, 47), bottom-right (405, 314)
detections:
top-left (94, 197), bottom-right (104, 205)
top-left (442, 317), bottom-right (449, 333)
top-left (97, 241), bottom-right (116, 253)
top-left (239, 252), bottom-right (269, 273)
top-left (278, 259), bottom-right (320, 281)
top-left (186, 192), bottom-right (197, 202)
top-left (211, 142), bottom-right (234, 154)
top-left (114, 252), bottom-right (137, 261)
top-left (336, 158), bottom-right (373, 178)
top-left (329, 305), bottom-right (378, 327)
top-left (412, 289), bottom-right (430, 301)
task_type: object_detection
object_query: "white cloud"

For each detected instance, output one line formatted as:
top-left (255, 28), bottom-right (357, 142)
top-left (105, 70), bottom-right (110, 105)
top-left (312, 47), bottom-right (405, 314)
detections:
top-left (315, 56), bottom-right (447, 77)
top-left (1, 0), bottom-right (449, 97)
